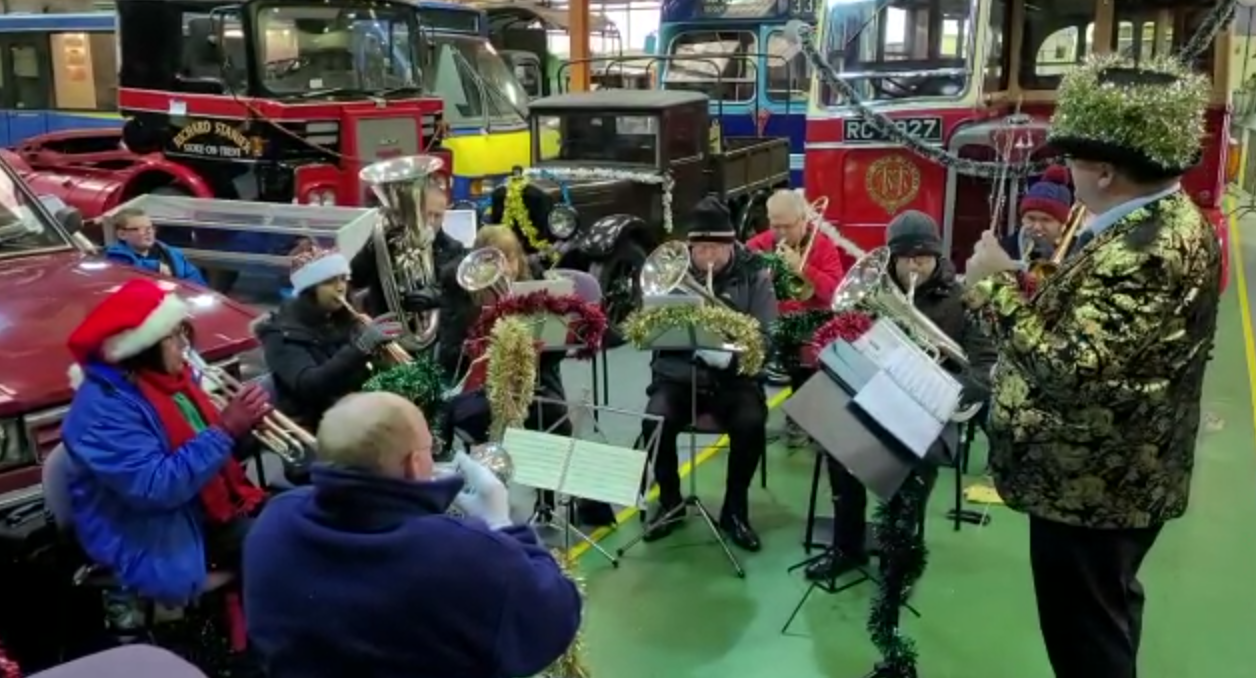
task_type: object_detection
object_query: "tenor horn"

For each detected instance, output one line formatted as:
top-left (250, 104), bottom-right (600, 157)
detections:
top-left (359, 155), bottom-right (445, 350)
top-left (640, 240), bottom-right (730, 308)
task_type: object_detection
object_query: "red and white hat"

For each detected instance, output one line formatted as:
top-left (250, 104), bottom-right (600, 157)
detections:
top-left (291, 246), bottom-right (350, 294)
top-left (66, 279), bottom-right (189, 389)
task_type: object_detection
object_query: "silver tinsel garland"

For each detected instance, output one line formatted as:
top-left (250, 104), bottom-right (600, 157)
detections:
top-left (524, 166), bottom-right (675, 233)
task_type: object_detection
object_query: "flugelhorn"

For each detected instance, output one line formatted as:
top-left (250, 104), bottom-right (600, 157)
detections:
top-left (185, 350), bottom-right (317, 465)
top-left (640, 240), bottom-right (731, 308)
top-left (338, 297), bottom-right (412, 365)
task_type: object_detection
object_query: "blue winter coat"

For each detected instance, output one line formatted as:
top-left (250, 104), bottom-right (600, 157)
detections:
top-left (104, 241), bottom-right (207, 286)
top-left (60, 362), bottom-right (235, 605)
top-left (243, 465), bottom-right (583, 678)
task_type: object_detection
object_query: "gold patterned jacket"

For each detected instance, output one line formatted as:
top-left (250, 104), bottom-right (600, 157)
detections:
top-left (967, 190), bottom-right (1221, 529)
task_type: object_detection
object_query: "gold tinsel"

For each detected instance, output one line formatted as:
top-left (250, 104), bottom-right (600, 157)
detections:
top-left (622, 304), bottom-right (765, 376)
top-left (485, 316), bottom-right (539, 441)
top-left (503, 176), bottom-right (558, 261)
top-left (545, 548), bottom-right (591, 678)
top-left (1049, 53), bottom-right (1210, 173)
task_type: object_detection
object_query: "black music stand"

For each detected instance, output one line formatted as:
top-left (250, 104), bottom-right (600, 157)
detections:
top-left (614, 315), bottom-right (746, 578)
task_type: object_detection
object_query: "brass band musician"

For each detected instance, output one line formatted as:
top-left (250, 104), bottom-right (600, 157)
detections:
top-left (999, 166), bottom-right (1076, 264)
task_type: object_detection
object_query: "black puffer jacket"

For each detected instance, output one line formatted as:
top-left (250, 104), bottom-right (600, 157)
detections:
top-left (254, 295), bottom-right (374, 429)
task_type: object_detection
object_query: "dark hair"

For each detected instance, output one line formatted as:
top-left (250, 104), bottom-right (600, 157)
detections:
top-left (118, 321), bottom-right (194, 374)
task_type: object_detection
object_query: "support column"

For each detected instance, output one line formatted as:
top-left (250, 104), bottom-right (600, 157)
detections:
top-left (569, 0), bottom-right (591, 92)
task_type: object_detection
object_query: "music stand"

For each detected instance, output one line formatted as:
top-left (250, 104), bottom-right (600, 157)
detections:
top-left (510, 395), bottom-right (660, 568)
top-left (614, 307), bottom-right (747, 578)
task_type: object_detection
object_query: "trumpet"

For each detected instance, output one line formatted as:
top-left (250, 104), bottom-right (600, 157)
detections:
top-left (338, 297), bottom-right (413, 365)
top-left (185, 350), bottom-right (318, 465)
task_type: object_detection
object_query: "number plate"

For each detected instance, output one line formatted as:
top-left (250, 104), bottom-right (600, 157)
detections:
top-left (842, 116), bottom-right (944, 145)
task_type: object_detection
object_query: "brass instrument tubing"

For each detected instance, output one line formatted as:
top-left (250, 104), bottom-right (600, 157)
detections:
top-left (201, 369), bottom-right (317, 448)
top-left (339, 298), bottom-right (413, 365)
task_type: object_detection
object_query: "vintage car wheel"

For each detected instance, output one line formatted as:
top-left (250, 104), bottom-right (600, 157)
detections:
top-left (590, 239), bottom-right (647, 348)
top-left (737, 191), bottom-right (770, 239)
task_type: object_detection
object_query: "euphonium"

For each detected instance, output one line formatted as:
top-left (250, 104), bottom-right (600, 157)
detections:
top-left (1027, 203), bottom-right (1087, 279)
top-left (640, 240), bottom-right (731, 308)
top-left (359, 155), bottom-right (445, 351)
top-left (185, 350), bottom-right (318, 465)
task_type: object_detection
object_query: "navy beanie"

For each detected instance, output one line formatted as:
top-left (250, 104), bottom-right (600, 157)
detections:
top-left (687, 196), bottom-right (735, 243)
top-left (1019, 165), bottom-right (1073, 223)
top-left (886, 210), bottom-right (942, 257)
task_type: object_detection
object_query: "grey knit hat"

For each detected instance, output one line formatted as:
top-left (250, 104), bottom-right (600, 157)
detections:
top-left (886, 210), bottom-right (942, 257)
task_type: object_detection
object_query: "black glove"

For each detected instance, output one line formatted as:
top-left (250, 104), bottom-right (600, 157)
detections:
top-left (403, 289), bottom-right (442, 313)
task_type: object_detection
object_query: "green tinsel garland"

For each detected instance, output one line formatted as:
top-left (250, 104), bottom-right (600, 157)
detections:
top-left (362, 357), bottom-right (448, 430)
top-left (757, 252), bottom-right (798, 301)
top-left (867, 472), bottom-right (930, 678)
top-left (769, 309), bottom-right (833, 372)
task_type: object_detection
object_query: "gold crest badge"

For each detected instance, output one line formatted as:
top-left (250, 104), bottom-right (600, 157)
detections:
top-left (865, 155), bottom-right (921, 215)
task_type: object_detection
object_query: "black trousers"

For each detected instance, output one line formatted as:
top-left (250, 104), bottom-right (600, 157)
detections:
top-left (445, 390), bottom-right (572, 446)
top-left (640, 379), bottom-right (767, 518)
top-left (204, 516), bottom-right (254, 574)
top-left (823, 458), bottom-right (939, 557)
top-left (1029, 516), bottom-right (1162, 678)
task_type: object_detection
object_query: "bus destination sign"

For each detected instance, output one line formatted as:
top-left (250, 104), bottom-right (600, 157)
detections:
top-left (842, 116), bottom-right (944, 145)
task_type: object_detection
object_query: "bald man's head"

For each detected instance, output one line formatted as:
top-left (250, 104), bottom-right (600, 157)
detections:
top-left (317, 392), bottom-right (434, 480)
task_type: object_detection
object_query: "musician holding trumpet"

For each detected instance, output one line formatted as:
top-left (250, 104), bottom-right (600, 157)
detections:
top-left (60, 279), bottom-right (270, 605)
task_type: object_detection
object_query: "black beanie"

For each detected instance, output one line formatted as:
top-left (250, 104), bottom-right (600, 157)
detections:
top-left (687, 196), bottom-right (735, 243)
top-left (886, 210), bottom-right (943, 257)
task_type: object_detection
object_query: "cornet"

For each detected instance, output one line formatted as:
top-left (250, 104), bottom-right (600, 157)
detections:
top-left (456, 247), bottom-right (514, 299)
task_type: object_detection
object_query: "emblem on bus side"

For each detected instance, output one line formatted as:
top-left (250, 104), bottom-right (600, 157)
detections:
top-left (865, 155), bottom-right (921, 215)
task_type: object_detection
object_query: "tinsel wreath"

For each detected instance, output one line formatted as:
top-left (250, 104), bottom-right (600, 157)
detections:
top-left (543, 549), bottom-right (592, 678)
top-left (867, 472), bottom-right (930, 678)
top-left (622, 304), bottom-right (765, 376)
top-left (0, 644), bottom-right (19, 678)
top-left (485, 316), bottom-right (539, 441)
top-left (770, 309), bottom-right (833, 373)
top-left (800, 310), bottom-right (874, 367)
top-left (363, 356), bottom-right (448, 428)
top-left (503, 175), bottom-right (558, 260)
top-left (466, 291), bottom-right (607, 360)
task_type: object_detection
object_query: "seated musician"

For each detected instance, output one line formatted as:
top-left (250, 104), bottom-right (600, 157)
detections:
top-left (441, 225), bottom-right (617, 527)
top-left (350, 182), bottom-right (467, 318)
top-left (244, 392), bottom-right (582, 678)
top-left (746, 189), bottom-right (846, 446)
top-left (59, 279), bottom-right (270, 604)
top-left (999, 166), bottom-right (1074, 263)
top-left (103, 208), bottom-right (207, 285)
top-left (256, 244), bottom-right (402, 430)
top-left (640, 197), bottom-right (778, 551)
top-left (805, 211), bottom-right (997, 581)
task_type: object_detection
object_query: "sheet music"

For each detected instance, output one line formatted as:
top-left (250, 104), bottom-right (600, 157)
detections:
top-left (564, 441), bottom-right (648, 506)
top-left (881, 346), bottom-right (961, 423)
top-left (853, 319), bottom-right (915, 368)
top-left (852, 371), bottom-right (942, 459)
top-left (501, 429), bottom-right (570, 491)
top-left (443, 209), bottom-right (478, 248)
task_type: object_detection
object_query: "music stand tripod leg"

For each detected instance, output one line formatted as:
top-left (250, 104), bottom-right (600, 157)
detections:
top-left (679, 360), bottom-right (745, 577)
top-left (561, 498), bottom-right (619, 567)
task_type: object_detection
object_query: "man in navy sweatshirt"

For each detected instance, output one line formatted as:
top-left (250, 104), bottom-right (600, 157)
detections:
top-left (242, 391), bottom-right (582, 678)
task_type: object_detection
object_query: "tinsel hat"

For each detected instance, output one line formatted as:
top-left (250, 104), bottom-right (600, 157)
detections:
top-left (1048, 54), bottom-right (1211, 179)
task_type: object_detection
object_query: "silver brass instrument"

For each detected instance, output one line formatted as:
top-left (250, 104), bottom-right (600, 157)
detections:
top-left (640, 240), bottom-right (729, 308)
top-left (185, 350), bottom-right (318, 464)
top-left (456, 246), bottom-right (513, 299)
top-left (831, 246), bottom-right (979, 422)
top-left (359, 155), bottom-right (445, 350)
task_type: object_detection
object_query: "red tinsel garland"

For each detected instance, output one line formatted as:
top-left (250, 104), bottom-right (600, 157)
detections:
top-left (778, 299), bottom-right (808, 315)
top-left (465, 291), bottom-right (607, 361)
top-left (801, 310), bottom-right (874, 368)
top-left (0, 645), bottom-right (20, 678)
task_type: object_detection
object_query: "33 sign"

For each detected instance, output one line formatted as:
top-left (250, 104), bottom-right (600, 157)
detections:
top-left (842, 116), bottom-right (944, 145)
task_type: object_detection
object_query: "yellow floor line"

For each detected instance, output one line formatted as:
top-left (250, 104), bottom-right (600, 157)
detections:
top-left (1224, 196), bottom-right (1256, 449)
top-left (566, 388), bottom-right (794, 560)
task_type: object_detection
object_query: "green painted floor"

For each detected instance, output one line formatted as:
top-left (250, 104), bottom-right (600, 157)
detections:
top-left (569, 253), bottom-right (1256, 677)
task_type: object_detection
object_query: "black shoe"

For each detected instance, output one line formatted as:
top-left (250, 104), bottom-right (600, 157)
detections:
top-left (803, 551), bottom-right (869, 582)
top-left (718, 514), bottom-right (761, 552)
top-left (641, 499), bottom-right (685, 542)
top-left (577, 500), bottom-right (617, 527)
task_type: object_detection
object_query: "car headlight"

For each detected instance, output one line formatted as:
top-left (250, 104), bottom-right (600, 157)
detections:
top-left (549, 204), bottom-right (578, 239)
top-left (0, 418), bottom-right (30, 469)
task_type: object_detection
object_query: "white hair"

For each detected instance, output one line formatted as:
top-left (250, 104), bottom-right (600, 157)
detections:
top-left (765, 189), bottom-right (809, 222)
top-left (317, 392), bottom-right (428, 474)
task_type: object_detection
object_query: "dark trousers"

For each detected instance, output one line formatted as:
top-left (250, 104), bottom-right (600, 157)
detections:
top-left (445, 391), bottom-right (572, 445)
top-left (1029, 516), bottom-right (1162, 678)
top-left (640, 379), bottom-right (767, 518)
top-left (204, 516), bottom-right (253, 574)
top-left (824, 458), bottom-right (939, 557)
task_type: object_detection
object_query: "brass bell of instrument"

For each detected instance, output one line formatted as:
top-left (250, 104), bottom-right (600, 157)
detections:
top-left (456, 246), bottom-right (513, 299)
top-left (640, 240), bottom-right (728, 307)
top-left (469, 442), bottom-right (515, 485)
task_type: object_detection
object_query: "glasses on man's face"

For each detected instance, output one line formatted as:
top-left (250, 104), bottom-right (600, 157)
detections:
top-left (121, 225), bottom-right (155, 234)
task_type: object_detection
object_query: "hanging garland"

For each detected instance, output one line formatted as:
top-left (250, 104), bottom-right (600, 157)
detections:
top-left (485, 316), bottom-right (539, 441)
top-left (622, 304), bottom-right (765, 376)
top-left (868, 473), bottom-right (930, 678)
top-left (503, 175), bottom-right (559, 260)
top-left (770, 309), bottom-right (834, 373)
top-left (466, 291), bottom-right (608, 360)
top-left (525, 166), bottom-right (675, 233)
top-left (363, 357), bottom-right (448, 431)
top-left (543, 549), bottom-right (592, 678)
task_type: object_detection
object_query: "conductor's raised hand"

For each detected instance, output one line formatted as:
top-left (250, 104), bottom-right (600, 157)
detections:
top-left (219, 382), bottom-right (271, 439)
top-left (451, 451), bottom-right (512, 529)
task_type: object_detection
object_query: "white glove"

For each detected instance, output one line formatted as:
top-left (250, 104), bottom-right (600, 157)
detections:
top-left (451, 451), bottom-right (512, 530)
top-left (695, 349), bottom-right (733, 370)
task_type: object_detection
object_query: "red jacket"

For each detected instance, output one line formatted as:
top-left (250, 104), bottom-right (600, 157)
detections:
top-left (746, 226), bottom-right (846, 310)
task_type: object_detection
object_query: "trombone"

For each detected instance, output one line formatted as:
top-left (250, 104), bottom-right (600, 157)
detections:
top-left (773, 194), bottom-right (829, 301)
top-left (338, 297), bottom-right (413, 365)
top-left (185, 350), bottom-right (318, 465)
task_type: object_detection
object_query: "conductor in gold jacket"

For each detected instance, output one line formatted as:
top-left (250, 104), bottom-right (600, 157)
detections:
top-left (963, 56), bottom-right (1222, 678)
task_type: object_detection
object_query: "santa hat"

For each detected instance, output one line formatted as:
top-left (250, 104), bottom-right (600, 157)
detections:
top-left (66, 279), bottom-right (190, 389)
top-left (1019, 165), bottom-right (1073, 224)
top-left (687, 196), bottom-right (735, 243)
top-left (291, 246), bottom-right (350, 294)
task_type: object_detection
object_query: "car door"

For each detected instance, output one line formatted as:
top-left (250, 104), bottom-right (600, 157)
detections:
top-left (0, 33), bottom-right (52, 146)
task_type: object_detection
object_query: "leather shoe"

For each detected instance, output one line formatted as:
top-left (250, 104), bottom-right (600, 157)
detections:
top-left (719, 514), bottom-right (761, 552)
top-left (804, 551), bottom-right (869, 582)
top-left (641, 500), bottom-right (685, 542)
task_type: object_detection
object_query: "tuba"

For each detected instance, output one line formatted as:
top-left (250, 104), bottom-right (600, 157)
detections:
top-left (359, 155), bottom-right (445, 350)
top-left (640, 240), bottom-right (730, 308)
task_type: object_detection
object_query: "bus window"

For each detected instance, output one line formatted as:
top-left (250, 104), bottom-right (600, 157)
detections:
top-left (765, 30), bottom-right (808, 104)
top-left (820, 0), bottom-right (973, 105)
top-left (1113, 3), bottom-right (1214, 76)
top-left (8, 42), bottom-right (50, 111)
top-left (50, 32), bottom-right (118, 110)
top-left (984, 0), bottom-right (1011, 93)
top-left (423, 35), bottom-right (529, 128)
top-left (665, 30), bottom-right (757, 103)
top-left (1020, 0), bottom-right (1093, 90)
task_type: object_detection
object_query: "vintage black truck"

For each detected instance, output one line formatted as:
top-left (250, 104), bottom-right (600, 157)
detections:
top-left (490, 89), bottom-right (790, 331)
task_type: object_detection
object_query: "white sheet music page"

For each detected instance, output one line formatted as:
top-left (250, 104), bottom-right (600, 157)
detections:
top-left (853, 319), bottom-right (915, 368)
top-left (852, 371), bottom-right (941, 459)
top-left (501, 428), bottom-right (569, 491)
top-left (881, 346), bottom-right (962, 423)
top-left (563, 441), bottom-right (648, 507)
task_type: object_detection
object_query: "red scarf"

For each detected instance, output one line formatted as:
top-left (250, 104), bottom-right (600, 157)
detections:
top-left (134, 367), bottom-right (264, 524)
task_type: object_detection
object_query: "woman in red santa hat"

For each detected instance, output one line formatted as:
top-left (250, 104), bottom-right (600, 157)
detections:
top-left (60, 279), bottom-right (271, 606)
